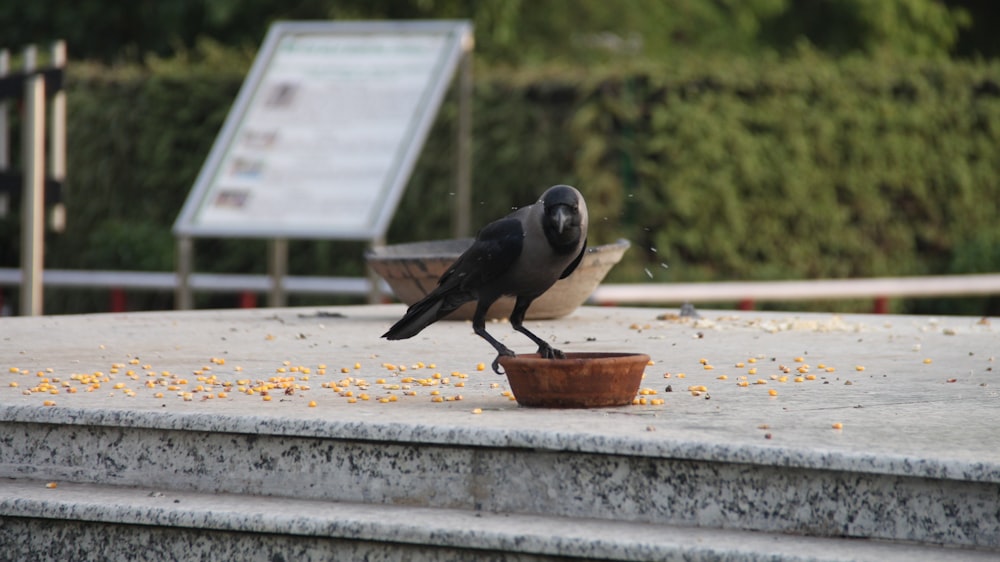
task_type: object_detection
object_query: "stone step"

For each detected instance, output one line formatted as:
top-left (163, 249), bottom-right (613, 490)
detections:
top-left (2, 477), bottom-right (995, 562)
top-left (2, 410), bottom-right (998, 551)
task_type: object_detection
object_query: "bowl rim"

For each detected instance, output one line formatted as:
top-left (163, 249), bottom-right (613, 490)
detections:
top-left (499, 351), bottom-right (650, 365)
top-left (365, 238), bottom-right (630, 260)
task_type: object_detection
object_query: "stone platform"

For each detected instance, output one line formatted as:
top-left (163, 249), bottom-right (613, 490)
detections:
top-left (1, 305), bottom-right (997, 560)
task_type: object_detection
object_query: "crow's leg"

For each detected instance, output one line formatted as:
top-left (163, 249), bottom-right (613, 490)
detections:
top-left (510, 296), bottom-right (565, 360)
top-left (471, 298), bottom-right (515, 374)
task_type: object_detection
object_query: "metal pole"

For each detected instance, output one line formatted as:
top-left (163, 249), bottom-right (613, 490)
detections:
top-left (21, 45), bottom-right (45, 316)
top-left (267, 238), bottom-right (288, 307)
top-left (0, 49), bottom-right (9, 218)
top-left (49, 40), bottom-right (67, 232)
top-left (367, 236), bottom-right (385, 305)
top-left (452, 35), bottom-right (473, 239)
top-left (175, 236), bottom-right (193, 310)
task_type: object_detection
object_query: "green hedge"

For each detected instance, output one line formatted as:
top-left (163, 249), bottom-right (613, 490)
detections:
top-left (3, 49), bottom-right (999, 314)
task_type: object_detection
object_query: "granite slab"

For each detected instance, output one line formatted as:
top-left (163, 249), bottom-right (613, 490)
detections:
top-left (2, 305), bottom-right (997, 483)
top-left (2, 478), bottom-right (996, 562)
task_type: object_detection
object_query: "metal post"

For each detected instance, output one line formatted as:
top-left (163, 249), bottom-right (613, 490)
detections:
top-left (49, 40), bottom-right (67, 232)
top-left (367, 236), bottom-right (385, 304)
top-left (452, 35), bottom-right (473, 239)
top-left (21, 46), bottom-right (45, 316)
top-left (267, 238), bottom-right (288, 307)
top-left (0, 49), bottom-right (9, 218)
top-left (175, 236), bottom-right (193, 310)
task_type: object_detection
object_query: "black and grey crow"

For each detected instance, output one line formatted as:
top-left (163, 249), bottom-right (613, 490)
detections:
top-left (382, 184), bottom-right (589, 374)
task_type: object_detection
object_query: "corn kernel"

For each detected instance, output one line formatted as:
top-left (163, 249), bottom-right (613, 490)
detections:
top-left (794, 376), bottom-right (805, 383)
top-left (768, 389), bottom-right (778, 397)
top-left (922, 358), bottom-right (933, 364)
top-left (43, 400), bottom-right (56, 407)
top-left (46, 482), bottom-right (58, 489)
top-left (471, 408), bottom-right (483, 414)
top-left (262, 395), bottom-right (272, 402)
top-left (832, 422), bottom-right (843, 430)
top-left (805, 374), bottom-right (817, 381)
top-left (431, 396), bottom-right (444, 403)
top-left (476, 363), bottom-right (486, 371)
top-left (855, 366), bottom-right (865, 371)
top-left (748, 368), bottom-right (757, 375)
top-left (735, 362), bottom-right (745, 368)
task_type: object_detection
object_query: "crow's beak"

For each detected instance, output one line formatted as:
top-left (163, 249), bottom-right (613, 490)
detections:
top-left (555, 206), bottom-right (571, 233)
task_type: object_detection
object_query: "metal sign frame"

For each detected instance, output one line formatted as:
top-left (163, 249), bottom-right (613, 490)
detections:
top-left (174, 20), bottom-right (471, 240)
top-left (171, 20), bottom-right (473, 308)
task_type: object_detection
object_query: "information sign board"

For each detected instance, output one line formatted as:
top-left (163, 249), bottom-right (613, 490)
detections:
top-left (173, 20), bottom-right (472, 240)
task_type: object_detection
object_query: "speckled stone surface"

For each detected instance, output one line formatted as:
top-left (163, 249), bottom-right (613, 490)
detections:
top-left (1, 305), bottom-right (999, 553)
top-left (2, 479), bottom-right (997, 562)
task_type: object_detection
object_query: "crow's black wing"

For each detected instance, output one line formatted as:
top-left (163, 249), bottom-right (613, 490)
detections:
top-left (438, 217), bottom-right (524, 292)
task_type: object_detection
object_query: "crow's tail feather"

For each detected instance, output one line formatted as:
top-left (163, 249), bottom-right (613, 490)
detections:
top-left (382, 295), bottom-right (443, 340)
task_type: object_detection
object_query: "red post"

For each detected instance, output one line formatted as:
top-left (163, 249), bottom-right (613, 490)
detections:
top-left (738, 299), bottom-right (755, 311)
top-left (873, 296), bottom-right (889, 314)
top-left (239, 291), bottom-right (257, 308)
top-left (110, 288), bottom-right (127, 312)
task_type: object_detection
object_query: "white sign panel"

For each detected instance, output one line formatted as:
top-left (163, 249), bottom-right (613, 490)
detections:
top-left (174, 21), bottom-right (472, 239)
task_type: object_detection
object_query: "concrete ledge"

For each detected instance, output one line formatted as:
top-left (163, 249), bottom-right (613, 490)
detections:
top-left (2, 416), bottom-right (998, 547)
top-left (2, 305), bottom-right (998, 553)
top-left (3, 478), bottom-right (997, 562)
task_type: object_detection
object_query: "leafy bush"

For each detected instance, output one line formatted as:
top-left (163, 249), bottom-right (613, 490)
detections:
top-left (3, 46), bottom-right (999, 314)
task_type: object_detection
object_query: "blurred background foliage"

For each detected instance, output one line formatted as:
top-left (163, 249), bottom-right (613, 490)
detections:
top-left (0, 0), bottom-right (998, 315)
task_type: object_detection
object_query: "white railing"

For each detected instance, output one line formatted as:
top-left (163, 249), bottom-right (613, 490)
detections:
top-left (0, 268), bottom-right (997, 314)
top-left (590, 273), bottom-right (1000, 304)
top-left (0, 269), bottom-right (383, 296)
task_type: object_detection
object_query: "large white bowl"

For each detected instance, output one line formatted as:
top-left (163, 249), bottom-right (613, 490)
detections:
top-left (366, 238), bottom-right (630, 320)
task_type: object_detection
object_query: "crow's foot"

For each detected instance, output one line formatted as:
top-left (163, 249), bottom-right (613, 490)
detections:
top-left (537, 344), bottom-right (566, 360)
top-left (492, 349), bottom-right (516, 375)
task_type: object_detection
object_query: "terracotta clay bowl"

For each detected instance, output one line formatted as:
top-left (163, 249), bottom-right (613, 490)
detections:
top-left (499, 352), bottom-right (650, 408)
top-left (366, 238), bottom-right (630, 320)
